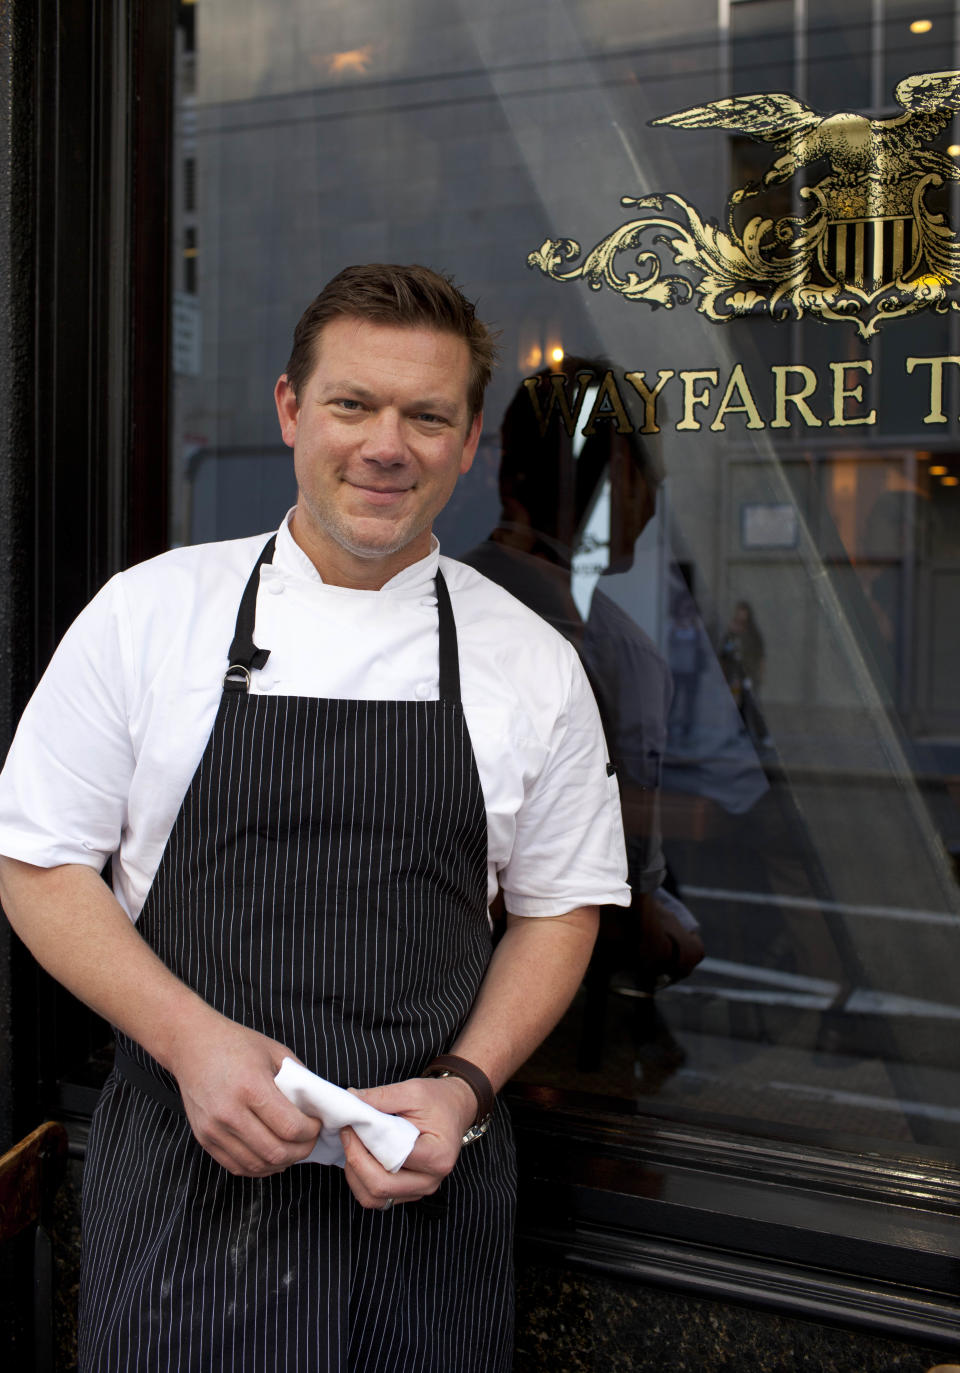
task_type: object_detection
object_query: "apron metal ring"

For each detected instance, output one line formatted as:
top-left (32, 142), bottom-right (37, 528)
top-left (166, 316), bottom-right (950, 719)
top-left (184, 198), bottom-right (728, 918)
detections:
top-left (222, 664), bottom-right (252, 691)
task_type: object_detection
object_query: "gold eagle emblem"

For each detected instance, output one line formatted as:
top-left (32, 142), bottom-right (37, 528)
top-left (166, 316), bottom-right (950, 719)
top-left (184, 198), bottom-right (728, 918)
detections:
top-left (529, 71), bottom-right (960, 337)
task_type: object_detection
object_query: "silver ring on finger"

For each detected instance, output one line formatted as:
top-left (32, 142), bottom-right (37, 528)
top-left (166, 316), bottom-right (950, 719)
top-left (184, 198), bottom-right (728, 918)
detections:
top-left (381, 1197), bottom-right (394, 1212)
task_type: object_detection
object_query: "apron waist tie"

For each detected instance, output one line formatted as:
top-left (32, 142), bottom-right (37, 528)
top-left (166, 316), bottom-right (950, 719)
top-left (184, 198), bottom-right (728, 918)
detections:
top-left (114, 1046), bottom-right (186, 1116)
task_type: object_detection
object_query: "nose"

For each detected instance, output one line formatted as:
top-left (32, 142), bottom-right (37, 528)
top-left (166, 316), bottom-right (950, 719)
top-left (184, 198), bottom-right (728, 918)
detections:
top-left (360, 408), bottom-right (406, 465)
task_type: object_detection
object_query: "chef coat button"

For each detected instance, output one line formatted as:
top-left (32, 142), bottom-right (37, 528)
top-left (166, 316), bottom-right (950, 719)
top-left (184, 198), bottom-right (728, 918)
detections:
top-left (267, 580), bottom-right (285, 595)
top-left (415, 681), bottom-right (433, 699)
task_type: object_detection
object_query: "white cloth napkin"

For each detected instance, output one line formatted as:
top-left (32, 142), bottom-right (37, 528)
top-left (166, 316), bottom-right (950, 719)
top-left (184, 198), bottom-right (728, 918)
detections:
top-left (274, 1057), bottom-right (420, 1173)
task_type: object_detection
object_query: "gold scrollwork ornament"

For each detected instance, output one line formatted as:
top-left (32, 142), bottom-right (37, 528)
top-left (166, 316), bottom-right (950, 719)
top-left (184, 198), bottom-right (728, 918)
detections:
top-left (529, 71), bottom-right (960, 339)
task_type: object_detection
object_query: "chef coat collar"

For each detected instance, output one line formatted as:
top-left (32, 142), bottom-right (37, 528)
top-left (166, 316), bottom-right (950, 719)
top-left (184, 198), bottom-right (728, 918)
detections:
top-left (269, 508), bottom-right (441, 595)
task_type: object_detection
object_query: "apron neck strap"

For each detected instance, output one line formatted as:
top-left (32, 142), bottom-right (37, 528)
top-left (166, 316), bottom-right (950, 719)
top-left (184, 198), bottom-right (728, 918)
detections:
top-left (223, 535), bottom-right (276, 692)
top-left (435, 568), bottom-right (461, 706)
top-left (224, 536), bottom-right (463, 704)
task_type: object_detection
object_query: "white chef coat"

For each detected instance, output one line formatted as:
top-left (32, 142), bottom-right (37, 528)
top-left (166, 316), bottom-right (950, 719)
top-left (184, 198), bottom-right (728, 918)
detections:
top-left (0, 512), bottom-right (629, 925)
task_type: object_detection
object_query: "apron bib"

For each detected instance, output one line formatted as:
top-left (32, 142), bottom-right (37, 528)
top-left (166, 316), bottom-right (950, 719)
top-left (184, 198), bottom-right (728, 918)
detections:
top-left (78, 539), bottom-right (516, 1372)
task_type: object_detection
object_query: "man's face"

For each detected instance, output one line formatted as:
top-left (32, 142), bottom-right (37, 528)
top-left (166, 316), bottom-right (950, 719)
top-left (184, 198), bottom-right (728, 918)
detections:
top-left (275, 315), bottom-right (481, 587)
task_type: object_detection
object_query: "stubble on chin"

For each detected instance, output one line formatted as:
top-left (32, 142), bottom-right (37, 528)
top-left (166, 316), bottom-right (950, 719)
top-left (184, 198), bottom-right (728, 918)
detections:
top-left (293, 493), bottom-right (430, 564)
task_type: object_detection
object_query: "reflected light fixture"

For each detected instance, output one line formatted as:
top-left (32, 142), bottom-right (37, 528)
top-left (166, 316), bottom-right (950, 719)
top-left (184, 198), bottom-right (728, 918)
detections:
top-left (910, 19), bottom-right (933, 33)
top-left (930, 464), bottom-right (948, 475)
top-left (322, 46), bottom-right (374, 76)
top-left (942, 475), bottom-right (959, 486)
top-left (550, 346), bottom-right (565, 364)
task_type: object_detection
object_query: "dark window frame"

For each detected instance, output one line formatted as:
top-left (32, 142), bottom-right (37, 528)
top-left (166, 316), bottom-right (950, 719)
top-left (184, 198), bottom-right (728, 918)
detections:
top-left (509, 1085), bottom-right (960, 1347)
top-left (5, 0), bottom-right (172, 1141)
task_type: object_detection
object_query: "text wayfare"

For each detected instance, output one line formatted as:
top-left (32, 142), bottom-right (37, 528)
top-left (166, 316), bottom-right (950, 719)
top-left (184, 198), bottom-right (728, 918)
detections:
top-left (523, 356), bottom-right (960, 435)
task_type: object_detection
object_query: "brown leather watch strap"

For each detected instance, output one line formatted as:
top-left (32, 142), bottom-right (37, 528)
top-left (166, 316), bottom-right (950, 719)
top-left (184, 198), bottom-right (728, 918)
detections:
top-left (424, 1054), bottom-right (494, 1127)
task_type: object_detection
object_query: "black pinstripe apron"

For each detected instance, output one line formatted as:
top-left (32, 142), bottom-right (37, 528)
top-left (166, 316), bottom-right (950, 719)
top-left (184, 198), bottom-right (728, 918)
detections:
top-left (78, 539), bottom-right (516, 1372)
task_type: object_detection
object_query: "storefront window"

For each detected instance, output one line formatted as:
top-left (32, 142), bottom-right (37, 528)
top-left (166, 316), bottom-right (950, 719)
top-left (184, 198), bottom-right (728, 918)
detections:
top-left (169, 0), bottom-right (960, 1160)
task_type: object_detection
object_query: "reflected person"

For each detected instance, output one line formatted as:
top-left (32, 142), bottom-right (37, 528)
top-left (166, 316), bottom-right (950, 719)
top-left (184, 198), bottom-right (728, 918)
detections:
top-left (720, 599), bottom-right (771, 749)
top-left (464, 358), bottom-right (704, 1072)
top-left (667, 590), bottom-right (706, 743)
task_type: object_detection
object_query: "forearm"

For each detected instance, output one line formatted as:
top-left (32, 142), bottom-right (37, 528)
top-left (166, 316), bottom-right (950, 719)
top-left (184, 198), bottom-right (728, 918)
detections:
top-left (0, 856), bottom-right (215, 1069)
top-left (450, 905), bottom-right (599, 1093)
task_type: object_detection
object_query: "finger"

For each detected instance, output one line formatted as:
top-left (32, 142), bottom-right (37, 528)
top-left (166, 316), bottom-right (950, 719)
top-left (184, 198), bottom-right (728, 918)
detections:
top-left (400, 1131), bottom-right (462, 1181)
top-left (346, 1082), bottom-right (415, 1117)
top-left (342, 1156), bottom-right (423, 1209)
top-left (341, 1128), bottom-right (391, 1208)
top-left (209, 1143), bottom-right (281, 1177)
top-left (209, 1129), bottom-right (312, 1177)
top-left (341, 1126), bottom-right (403, 1206)
top-left (245, 1079), bottom-right (324, 1145)
top-left (340, 1127), bottom-right (439, 1208)
top-left (347, 1082), bottom-right (391, 1106)
top-left (189, 1102), bottom-right (317, 1174)
top-left (228, 1112), bottom-right (317, 1170)
top-left (193, 1125), bottom-right (287, 1178)
top-left (252, 1097), bottom-right (323, 1146)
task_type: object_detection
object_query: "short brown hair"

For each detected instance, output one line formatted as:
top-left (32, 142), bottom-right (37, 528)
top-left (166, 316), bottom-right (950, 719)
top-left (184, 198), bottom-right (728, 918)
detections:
top-left (283, 263), bottom-right (498, 420)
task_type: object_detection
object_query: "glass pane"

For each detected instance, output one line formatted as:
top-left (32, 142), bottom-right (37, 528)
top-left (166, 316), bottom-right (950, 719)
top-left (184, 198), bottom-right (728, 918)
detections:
top-left (731, 1), bottom-right (794, 96)
top-left (884, 1), bottom-right (953, 103)
top-left (806, 0), bottom-right (871, 112)
top-left (168, 0), bottom-right (960, 1161)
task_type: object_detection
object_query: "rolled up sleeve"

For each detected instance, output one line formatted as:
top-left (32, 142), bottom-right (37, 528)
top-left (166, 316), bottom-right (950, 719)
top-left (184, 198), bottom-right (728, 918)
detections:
top-left (0, 577), bottom-right (136, 871)
top-left (499, 651), bottom-right (630, 917)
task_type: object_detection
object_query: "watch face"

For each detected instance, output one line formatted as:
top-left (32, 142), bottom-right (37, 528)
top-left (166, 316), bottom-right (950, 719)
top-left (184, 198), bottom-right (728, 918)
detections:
top-left (461, 1118), bottom-right (492, 1146)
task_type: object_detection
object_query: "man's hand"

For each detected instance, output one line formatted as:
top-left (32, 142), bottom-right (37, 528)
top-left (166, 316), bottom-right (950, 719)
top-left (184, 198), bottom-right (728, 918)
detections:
top-left (338, 902), bottom-right (600, 1211)
top-left (641, 891), bottom-right (705, 986)
top-left (167, 1008), bottom-right (322, 1177)
top-left (339, 1075), bottom-right (476, 1209)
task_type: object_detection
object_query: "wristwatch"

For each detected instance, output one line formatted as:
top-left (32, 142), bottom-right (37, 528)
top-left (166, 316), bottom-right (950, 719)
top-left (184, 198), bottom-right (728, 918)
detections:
top-left (424, 1054), bottom-right (493, 1144)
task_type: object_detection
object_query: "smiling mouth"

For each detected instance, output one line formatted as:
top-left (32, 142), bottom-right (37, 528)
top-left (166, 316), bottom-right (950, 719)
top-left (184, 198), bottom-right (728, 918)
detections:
top-left (347, 482), bottom-right (413, 506)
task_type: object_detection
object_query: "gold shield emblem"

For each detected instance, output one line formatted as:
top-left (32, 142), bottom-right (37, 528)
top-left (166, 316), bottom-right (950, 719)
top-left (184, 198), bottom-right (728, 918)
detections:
top-left (528, 72), bottom-right (960, 338)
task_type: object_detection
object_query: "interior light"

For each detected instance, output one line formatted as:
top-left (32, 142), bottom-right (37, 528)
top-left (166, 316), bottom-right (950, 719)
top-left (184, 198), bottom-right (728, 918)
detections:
top-left (550, 346), bottom-right (565, 364)
top-left (323, 46), bottom-right (374, 75)
top-left (949, 146), bottom-right (960, 158)
top-left (942, 475), bottom-right (959, 486)
top-left (910, 19), bottom-right (933, 33)
top-left (930, 464), bottom-right (948, 475)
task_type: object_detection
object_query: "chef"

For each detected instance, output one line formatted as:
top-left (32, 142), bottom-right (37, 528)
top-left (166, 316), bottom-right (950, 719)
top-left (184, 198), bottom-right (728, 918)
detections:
top-left (0, 263), bottom-right (629, 1372)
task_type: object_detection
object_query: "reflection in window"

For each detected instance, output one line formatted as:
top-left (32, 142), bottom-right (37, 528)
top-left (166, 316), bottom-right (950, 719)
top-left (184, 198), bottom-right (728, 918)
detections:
top-left (730, 0), bottom-right (794, 97)
top-left (806, 0), bottom-right (871, 111)
top-left (165, 0), bottom-right (960, 1163)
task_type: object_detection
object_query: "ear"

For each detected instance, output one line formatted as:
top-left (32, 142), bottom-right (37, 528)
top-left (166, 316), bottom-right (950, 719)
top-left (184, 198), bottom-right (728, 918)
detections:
top-left (274, 375), bottom-right (300, 448)
top-left (459, 410), bottom-right (483, 475)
